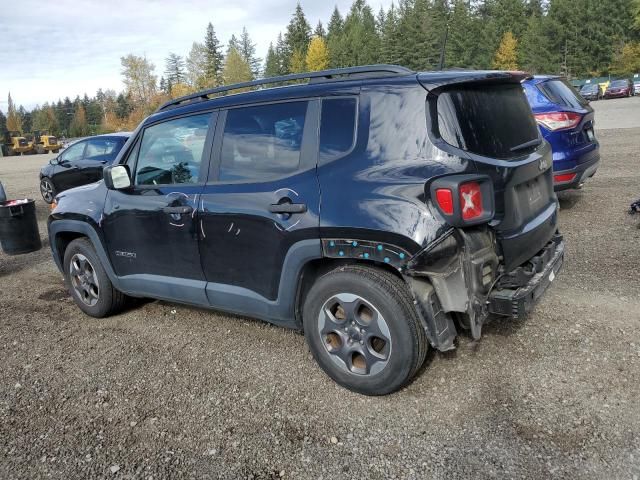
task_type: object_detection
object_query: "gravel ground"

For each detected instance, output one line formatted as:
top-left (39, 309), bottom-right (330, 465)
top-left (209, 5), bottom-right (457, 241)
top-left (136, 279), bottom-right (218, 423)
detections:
top-left (1, 98), bottom-right (640, 479)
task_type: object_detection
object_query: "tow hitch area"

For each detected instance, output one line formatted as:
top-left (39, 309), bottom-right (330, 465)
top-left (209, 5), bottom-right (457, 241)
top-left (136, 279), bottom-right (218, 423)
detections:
top-left (489, 234), bottom-right (564, 318)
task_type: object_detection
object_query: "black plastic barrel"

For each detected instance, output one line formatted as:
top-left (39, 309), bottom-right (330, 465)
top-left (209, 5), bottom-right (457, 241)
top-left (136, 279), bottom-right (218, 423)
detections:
top-left (0, 199), bottom-right (42, 255)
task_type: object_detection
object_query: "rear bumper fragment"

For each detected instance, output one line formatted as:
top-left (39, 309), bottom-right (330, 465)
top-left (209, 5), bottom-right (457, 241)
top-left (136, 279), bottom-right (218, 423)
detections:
top-left (488, 234), bottom-right (564, 318)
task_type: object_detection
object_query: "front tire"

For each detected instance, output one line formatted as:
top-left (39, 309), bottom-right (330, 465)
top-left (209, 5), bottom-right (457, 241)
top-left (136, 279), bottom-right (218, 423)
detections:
top-left (303, 265), bottom-right (428, 395)
top-left (63, 238), bottom-right (127, 317)
top-left (39, 177), bottom-right (56, 203)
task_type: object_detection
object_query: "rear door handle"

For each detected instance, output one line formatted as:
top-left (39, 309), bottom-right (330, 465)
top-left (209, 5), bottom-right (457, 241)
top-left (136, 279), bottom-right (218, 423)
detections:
top-left (269, 203), bottom-right (307, 214)
top-left (163, 205), bottom-right (193, 214)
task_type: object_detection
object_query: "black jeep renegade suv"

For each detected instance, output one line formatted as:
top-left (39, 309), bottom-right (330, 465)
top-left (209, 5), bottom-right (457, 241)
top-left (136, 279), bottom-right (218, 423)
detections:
top-left (48, 65), bottom-right (564, 395)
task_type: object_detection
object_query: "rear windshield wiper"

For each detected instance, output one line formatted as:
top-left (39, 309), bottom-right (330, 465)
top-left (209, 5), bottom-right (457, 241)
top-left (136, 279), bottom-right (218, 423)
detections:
top-left (510, 137), bottom-right (542, 153)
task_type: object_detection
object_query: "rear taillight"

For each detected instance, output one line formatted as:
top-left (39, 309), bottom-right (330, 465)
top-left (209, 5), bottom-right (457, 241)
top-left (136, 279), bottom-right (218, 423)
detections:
top-left (459, 182), bottom-right (483, 220)
top-left (435, 189), bottom-right (454, 215)
top-left (534, 112), bottom-right (582, 131)
top-left (554, 173), bottom-right (577, 184)
top-left (430, 175), bottom-right (494, 227)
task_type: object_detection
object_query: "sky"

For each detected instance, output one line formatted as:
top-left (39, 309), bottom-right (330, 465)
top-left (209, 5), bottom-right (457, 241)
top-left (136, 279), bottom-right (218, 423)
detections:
top-left (0, 0), bottom-right (394, 112)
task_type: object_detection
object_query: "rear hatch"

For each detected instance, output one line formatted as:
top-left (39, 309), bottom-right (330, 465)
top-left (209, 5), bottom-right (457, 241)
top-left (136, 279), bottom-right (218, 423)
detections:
top-left (419, 72), bottom-right (558, 271)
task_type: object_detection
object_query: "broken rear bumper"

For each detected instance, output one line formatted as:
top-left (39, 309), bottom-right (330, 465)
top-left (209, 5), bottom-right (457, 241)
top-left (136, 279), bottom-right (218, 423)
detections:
top-left (488, 234), bottom-right (564, 318)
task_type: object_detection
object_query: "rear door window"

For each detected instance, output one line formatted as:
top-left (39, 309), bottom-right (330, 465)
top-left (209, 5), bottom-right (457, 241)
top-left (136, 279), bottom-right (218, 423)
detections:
top-left (537, 79), bottom-right (588, 108)
top-left (435, 83), bottom-right (540, 159)
top-left (85, 138), bottom-right (122, 162)
top-left (320, 98), bottom-right (357, 161)
top-left (219, 101), bottom-right (308, 182)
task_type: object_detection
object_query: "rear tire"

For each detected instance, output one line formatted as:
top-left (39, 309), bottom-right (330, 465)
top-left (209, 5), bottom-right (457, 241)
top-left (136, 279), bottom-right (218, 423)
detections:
top-left (303, 264), bottom-right (428, 395)
top-left (63, 238), bottom-right (127, 318)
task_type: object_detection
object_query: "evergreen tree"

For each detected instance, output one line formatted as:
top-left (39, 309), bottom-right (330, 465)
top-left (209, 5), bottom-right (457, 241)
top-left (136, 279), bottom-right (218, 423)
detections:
top-left (227, 34), bottom-right (241, 55)
top-left (0, 110), bottom-right (7, 139)
top-left (493, 31), bottom-right (519, 69)
top-left (264, 43), bottom-right (280, 77)
top-left (204, 22), bottom-right (224, 86)
top-left (275, 32), bottom-right (290, 74)
top-left (314, 20), bottom-right (326, 39)
top-left (285, 3), bottom-right (312, 60)
top-left (340, 0), bottom-right (381, 67)
top-left (115, 93), bottom-right (133, 119)
top-left (6, 93), bottom-right (21, 133)
top-left (239, 27), bottom-right (261, 78)
top-left (327, 6), bottom-right (346, 67)
top-left (165, 53), bottom-right (186, 85)
top-left (18, 106), bottom-right (31, 134)
top-left (380, 3), bottom-right (401, 64)
top-left (306, 36), bottom-right (330, 71)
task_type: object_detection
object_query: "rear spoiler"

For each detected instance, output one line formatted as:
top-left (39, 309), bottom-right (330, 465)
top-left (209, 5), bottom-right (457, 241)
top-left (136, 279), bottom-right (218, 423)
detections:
top-left (417, 70), bottom-right (532, 92)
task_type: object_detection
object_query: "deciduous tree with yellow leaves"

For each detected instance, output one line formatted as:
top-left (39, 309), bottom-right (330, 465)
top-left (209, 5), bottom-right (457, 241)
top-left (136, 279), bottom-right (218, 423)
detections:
top-left (493, 31), bottom-right (519, 70)
top-left (306, 36), bottom-right (330, 71)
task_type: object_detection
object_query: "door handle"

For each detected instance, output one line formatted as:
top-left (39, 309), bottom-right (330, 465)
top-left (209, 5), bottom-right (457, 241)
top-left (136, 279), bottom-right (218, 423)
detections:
top-left (163, 205), bottom-right (193, 214)
top-left (269, 203), bottom-right (307, 214)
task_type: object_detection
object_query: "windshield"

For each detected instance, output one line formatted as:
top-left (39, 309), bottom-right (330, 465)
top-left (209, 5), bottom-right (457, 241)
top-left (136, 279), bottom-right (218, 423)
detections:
top-left (435, 83), bottom-right (540, 160)
top-left (581, 84), bottom-right (597, 92)
top-left (610, 80), bottom-right (627, 87)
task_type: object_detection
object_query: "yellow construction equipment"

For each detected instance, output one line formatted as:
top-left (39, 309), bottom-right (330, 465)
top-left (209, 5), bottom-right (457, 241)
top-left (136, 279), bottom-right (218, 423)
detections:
top-left (29, 131), bottom-right (61, 154)
top-left (2, 131), bottom-right (33, 156)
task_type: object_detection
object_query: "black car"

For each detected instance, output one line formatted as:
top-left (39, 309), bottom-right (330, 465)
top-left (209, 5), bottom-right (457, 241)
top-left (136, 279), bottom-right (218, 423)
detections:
top-left (48, 65), bottom-right (564, 395)
top-left (39, 133), bottom-right (130, 203)
top-left (579, 83), bottom-right (601, 101)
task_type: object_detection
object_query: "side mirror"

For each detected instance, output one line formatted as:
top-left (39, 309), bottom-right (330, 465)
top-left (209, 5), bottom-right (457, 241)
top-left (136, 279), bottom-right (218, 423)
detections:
top-left (49, 157), bottom-right (59, 165)
top-left (104, 165), bottom-right (132, 190)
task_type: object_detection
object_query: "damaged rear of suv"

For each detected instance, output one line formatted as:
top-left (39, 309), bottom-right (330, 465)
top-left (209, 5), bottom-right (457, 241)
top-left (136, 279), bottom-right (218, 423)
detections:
top-left (48, 65), bottom-right (563, 396)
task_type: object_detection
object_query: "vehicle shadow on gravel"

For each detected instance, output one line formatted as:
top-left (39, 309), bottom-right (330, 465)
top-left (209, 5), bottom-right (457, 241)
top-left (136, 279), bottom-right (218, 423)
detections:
top-left (557, 190), bottom-right (584, 210)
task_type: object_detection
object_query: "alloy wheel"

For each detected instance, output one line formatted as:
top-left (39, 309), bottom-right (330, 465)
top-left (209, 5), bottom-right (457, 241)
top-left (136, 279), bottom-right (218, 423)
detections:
top-left (40, 179), bottom-right (54, 203)
top-left (318, 293), bottom-right (392, 376)
top-left (69, 253), bottom-right (100, 306)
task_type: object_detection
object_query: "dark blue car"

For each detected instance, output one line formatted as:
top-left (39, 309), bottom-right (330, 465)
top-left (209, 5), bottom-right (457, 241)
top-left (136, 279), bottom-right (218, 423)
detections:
top-left (523, 76), bottom-right (600, 191)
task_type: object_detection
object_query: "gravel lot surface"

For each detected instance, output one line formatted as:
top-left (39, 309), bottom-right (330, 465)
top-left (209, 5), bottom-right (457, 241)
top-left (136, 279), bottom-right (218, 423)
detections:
top-left (1, 98), bottom-right (639, 479)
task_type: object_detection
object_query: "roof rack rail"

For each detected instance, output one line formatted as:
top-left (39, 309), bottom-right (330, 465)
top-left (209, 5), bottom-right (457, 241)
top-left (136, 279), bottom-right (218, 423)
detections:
top-left (156, 64), bottom-right (414, 112)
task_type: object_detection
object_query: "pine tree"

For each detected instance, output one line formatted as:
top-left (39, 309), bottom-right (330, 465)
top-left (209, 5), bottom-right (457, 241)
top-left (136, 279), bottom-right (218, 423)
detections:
top-left (275, 32), bottom-right (290, 75)
top-left (264, 43), bottom-right (280, 77)
top-left (340, 0), bottom-right (381, 67)
top-left (239, 27), bottom-right (261, 78)
top-left (223, 46), bottom-right (253, 86)
top-left (327, 6), bottom-right (346, 67)
top-left (165, 53), bottom-right (186, 85)
top-left (204, 22), bottom-right (224, 86)
top-left (6, 93), bottom-right (22, 133)
top-left (227, 34), bottom-right (240, 55)
top-left (285, 3), bottom-right (312, 61)
top-left (380, 3), bottom-right (400, 64)
top-left (0, 110), bottom-right (7, 139)
top-left (314, 20), bottom-right (326, 39)
top-left (18, 106), bottom-right (31, 134)
top-left (493, 31), bottom-right (519, 69)
top-left (306, 36), bottom-right (330, 71)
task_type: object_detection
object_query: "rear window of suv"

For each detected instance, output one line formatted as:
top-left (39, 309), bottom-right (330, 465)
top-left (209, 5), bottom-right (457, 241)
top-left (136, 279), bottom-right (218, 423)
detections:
top-left (435, 83), bottom-right (540, 159)
top-left (537, 79), bottom-right (588, 108)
